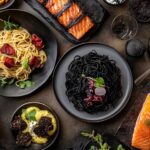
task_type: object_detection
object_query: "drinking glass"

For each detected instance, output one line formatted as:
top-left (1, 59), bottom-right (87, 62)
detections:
top-left (111, 15), bottom-right (138, 40)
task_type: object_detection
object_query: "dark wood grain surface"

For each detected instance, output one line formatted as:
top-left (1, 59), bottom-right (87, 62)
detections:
top-left (0, 0), bottom-right (150, 150)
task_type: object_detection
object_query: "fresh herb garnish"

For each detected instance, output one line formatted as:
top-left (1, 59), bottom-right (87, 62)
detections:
top-left (0, 78), bottom-right (15, 87)
top-left (81, 130), bottom-right (111, 150)
top-left (81, 73), bottom-right (86, 77)
top-left (0, 78), bottom-right (7, 87)
top-left (25, 109), bottom-right (36, 121)
top-left (7, 78), bottom-right (15, 85)
top-left (22, 58), bottom-right (29, 69)
top-left (81, 131), bottom-right (126, 150)
top-left (145, 119), bottom-right (150, 127)
top-left (117, 144), bottom-right (125, 150)
top-left (16, 81), bottom-right (26, 89)
top-left (25, 80), bottom-right (34, 88)
top-left (81, 74), bottom-right (105, 88)
top-left (16, 80), bottom-right (34, 89)
top-left (4, 16), bottom-right (19, 30)
top-left (94, 77), bottom-right (105, 88)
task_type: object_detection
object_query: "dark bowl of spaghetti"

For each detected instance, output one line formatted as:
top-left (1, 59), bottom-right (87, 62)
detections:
top-left (0, 9), bottom-right (58, 97)
top-left (53, 43), bottom-right (133, 122)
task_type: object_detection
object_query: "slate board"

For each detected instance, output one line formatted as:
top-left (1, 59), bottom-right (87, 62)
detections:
top-left (116, 75), bottom-right (150, 149)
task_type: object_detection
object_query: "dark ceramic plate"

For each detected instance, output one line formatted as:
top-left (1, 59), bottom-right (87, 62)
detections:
top-left (0, 0), bottom-right (15, 10)
top-left (53, 43), bottom-right (133, 123)
top-left (0, 9), bottom-right (57, 97)
top-left (129, 0), bottom-right (150, 23)
top-left (10, 102), bottom-right (60, 150)
top-left (25, 0), bottom-right (108, 43)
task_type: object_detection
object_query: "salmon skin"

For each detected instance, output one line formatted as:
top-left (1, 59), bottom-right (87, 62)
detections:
top-left (58, 3), bottom-right (82, 27)
top-left (45, 0), bottom-right (69, 15)
top-left (68, 16), bottom-right (94, 40)
top-left (132, 94), bottom-right (150, 150)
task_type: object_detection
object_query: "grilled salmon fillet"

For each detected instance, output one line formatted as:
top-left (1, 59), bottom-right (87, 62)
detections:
top-left (58, 3), bottom-right (82, 27)
top-left (132, 94), bottom-right (150, 150)
top-left (46, 0), bottom-right (69, 15)
top-left (68, 16), bottom-right (94, 40)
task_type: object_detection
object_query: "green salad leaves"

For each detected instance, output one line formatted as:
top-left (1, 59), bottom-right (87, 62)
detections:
top-left (0, 78), bottom-right (15, 87)
top-left (94, 77), bottom-right (105, 88)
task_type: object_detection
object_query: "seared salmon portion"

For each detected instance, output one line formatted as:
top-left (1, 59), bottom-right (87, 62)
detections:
top-left (46, 0), bottom-right (69, 15)
top-left (68, 16), bottom-right (94, 40)
top-left (132, 94), bottom-right (150, 150)
top-left (58, 3), bottom-right (82, 27)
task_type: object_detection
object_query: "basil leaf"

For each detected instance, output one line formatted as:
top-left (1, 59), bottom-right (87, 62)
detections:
top-left (22, 58), bottom-right (29, 69)
top-left (26, 109), bottom-right (36, 121)
top-left (94, 77), bottom-right (105, 88)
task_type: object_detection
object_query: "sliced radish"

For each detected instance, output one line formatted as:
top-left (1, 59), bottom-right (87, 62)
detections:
top-left (95, 87), bottom-right (106, 96)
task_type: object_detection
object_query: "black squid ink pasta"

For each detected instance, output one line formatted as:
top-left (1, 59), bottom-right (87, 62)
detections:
top-left (65, 51), bottom-right (122, 113)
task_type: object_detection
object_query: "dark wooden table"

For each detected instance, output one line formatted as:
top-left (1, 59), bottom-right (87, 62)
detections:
top-left (0, 0), bottom-right (150, 150)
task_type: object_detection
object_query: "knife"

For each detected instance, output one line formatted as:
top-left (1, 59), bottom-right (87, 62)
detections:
top-left (134, 68), bottom-right (150, 86)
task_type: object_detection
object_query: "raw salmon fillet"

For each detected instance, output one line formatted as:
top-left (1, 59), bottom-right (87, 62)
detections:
top-left (46, 0), bottom-right (69, 15)
top-left (132, 94), bottom-right (150, 150)
top-left (68, 16), bottom-right (94, 40)
top-left (58, 3), bottom-right (82, 27)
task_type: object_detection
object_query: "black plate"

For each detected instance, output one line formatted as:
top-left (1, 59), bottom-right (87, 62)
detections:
top-left (25, 0), bottom-right (108, 43)
top-left (0, 0), bottom-right (15, 10)
top-left (10, 102), bottom-right (60, 150)
top-left (129, 0), bottom-right (150, 23)
top-left (53, 43), bottom-right (133, 123)
top-left (0, 9), bottom-right (57, 97)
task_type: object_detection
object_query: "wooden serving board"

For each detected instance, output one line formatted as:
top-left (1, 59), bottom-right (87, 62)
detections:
top-left (116, 75), bottom-right (150, 148)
